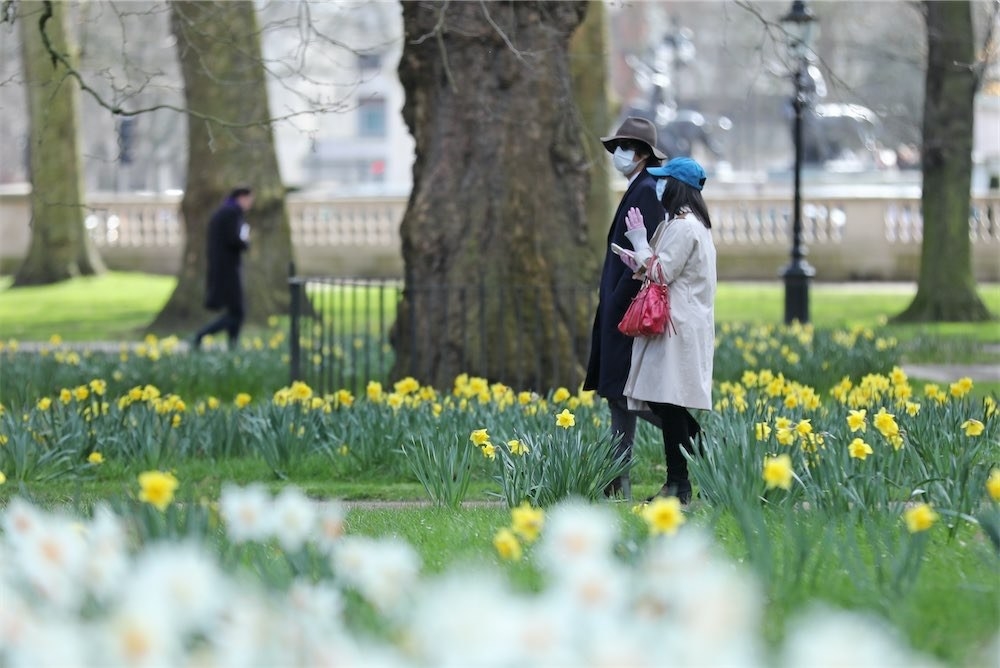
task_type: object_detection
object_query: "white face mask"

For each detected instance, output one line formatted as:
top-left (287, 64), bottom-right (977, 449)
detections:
top-left (656, 178), bottom-right (667, 201)
top-left (612, 147), bottom-right (641, 175)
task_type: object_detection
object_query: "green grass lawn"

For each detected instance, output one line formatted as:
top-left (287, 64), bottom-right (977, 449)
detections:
top-left (1, 272), bottom-right (998, 343)
top-left (0, 273), bottom-right (175, 341)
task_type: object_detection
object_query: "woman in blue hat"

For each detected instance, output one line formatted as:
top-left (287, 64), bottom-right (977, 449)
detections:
top-left (619, 157), bottom-right (717, 503)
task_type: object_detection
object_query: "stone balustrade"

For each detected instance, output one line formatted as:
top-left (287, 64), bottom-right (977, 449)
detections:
top-left (1, 183), bottom-right (997, 280)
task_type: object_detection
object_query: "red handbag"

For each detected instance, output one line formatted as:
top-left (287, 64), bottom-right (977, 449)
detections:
top-left (618, 259), bottom-right (676, 337)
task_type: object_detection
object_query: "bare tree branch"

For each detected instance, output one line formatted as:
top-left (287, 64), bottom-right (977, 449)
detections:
top-left (28, 0), bottom-right (359, 129)
top-left (479, 0), bottom-right (528, 64)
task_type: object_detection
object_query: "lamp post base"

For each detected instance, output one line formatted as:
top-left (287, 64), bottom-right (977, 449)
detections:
top-left (781, 261), bottom-right (815, 325)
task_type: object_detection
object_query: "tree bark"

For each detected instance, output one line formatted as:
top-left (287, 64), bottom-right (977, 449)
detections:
top-left (570, 0), bottom-right (614, 263)
top-left (392, 0), bottom-right (597, 390)
top-left (893, 0), bottom-right (992, 322)
top-left (13, 0), bottom-right (105, 287)
top-left (149, 0), bottom-right (292, 332)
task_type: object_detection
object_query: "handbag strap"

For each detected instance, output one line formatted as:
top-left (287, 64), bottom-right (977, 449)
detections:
top-left (643, 256), bottom-right (666, 286)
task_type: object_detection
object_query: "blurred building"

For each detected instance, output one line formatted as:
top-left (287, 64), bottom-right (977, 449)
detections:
top-left (264, 1), bottom-right (413, 194)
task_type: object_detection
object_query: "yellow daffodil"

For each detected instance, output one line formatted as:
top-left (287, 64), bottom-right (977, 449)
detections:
top-left (984, 396), bottom-right (997, 418)
top-left (873, 407), bottom-right (899, 438)
top-left (848, 438), bottom-right (873, 461)
top-left (905, 401), bottom-right (920, 417)
top-left (775, 416), bottom-right (793, 430)
top-left (961, 419), bottom-right (984, 437)
top-left (949, 377), bottom-right (973, 398)
top-left (555, 409), bottom-right (576, 429)
top-left (289, 381), bottom-right (313, 402)
top-left (138, 471), bottom-right (179, 511)
top-left (887, 434), bottom-right (905, 451)
top-left (481, 443), bottom-right (497, 460)
top-left (846, 409), bottom-right (867, 433)
top-left (903, 503), bottom-right (938, 533)
top-left (987, 469), bottom-right (1000, 502)
top-left (88, 452), bottom-right (104, 465)
top-left (59, 388), bottom-right (72, 404)
top-left (794, 419), bottom-right (812, 438)
top-left (366, 381), bottom-right (384, 403)
top-left (0, 471), bottom-right (5, 485)
top-left (511, 502), bottom-right (544, 542)
top-left (763, 454), bottom-right (794, 490)
top-left (234, 393), bottom-right (252, 408)
top-left (508, 439), bottom-right (529, 456)
top-left (776, 428), bottom-right (795, 446)
top-left (394, 376), bottom-right (420, 395)
top-left (754, 423), bottom-right (772, 441)
top-left (551, 387), bottom-right (571, 403)
top-left (36, 397), bottom-right (52, 411)
top-left (642, 497), bottom-right (686, 536)
top-left (470, 429), bottom-right (490, 446)
top-left (493, 528), bottom-right (522, 561)
top-left (335, 389), bottom-right (354, 408)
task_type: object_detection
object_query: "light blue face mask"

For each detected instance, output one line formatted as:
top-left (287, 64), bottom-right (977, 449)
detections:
top-left (656, 178), bottom-right (667, 201)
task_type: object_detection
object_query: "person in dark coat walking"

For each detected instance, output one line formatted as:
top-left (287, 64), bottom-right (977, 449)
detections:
top-left (193, 187), bottom-right (254, 350)
top-left (584, 117), bottom-right (666, 500)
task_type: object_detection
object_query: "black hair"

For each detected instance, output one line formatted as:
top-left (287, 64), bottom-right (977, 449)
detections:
top-left (659, 176), bottom-right (712, 229)
top-left (228, 186), bottom-right (253, 199)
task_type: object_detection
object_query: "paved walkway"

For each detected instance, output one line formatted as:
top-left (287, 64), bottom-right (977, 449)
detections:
top-left (901, 363), bottom-right (1000, 383)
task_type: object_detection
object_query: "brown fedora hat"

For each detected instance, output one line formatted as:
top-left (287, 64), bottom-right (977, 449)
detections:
top-left (600, 117), bottom-right (667, 160)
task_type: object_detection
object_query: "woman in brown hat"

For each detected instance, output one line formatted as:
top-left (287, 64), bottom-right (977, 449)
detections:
top-left (584, 117), bottom-right (666, 500)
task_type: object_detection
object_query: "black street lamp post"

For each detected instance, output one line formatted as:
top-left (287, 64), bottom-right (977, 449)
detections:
top-left (780, 0), bottom-right (817, 324)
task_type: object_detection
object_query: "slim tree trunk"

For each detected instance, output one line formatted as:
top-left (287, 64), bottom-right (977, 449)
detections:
top-left (392, 1), bottom-right (597, 390)
top-left (894, 0), bottom-right (992, 322)
top-left (13, 0), bottom-right (105, 287)
top-left (570, 0), bottom-right (614, 263)
top-left (149, 0), bottom-right (292, 332)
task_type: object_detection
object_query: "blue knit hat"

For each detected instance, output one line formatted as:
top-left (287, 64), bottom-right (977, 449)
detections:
top-left (647, 157), bottom-right (707, 191)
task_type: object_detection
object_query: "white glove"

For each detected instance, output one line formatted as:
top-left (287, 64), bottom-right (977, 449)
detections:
top-left (239, 223), bottom-right (250, 242)
top-left (625, 227), bottom-right (652, 265)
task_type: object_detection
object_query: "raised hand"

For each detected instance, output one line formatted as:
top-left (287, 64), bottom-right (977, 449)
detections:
top-left (625, 207), bottom-right (644, 231)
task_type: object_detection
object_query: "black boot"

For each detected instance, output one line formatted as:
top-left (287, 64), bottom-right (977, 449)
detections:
top-left (604, 475), bottom-right (632, 500)
top-left (647, 479), bottom-right (692, 505)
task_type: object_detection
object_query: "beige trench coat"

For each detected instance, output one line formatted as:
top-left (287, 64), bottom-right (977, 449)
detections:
top-left (623, 213), bottom-right (717, 411)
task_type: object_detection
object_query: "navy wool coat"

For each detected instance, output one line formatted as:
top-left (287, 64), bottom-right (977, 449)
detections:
top-left (584, 171), bottom-right (665, 399)
top-left (204, 200), bottom-right (249, 312)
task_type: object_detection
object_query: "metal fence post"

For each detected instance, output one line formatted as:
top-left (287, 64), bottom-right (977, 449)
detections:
top-left (289, 262), bottom-right (302, 384)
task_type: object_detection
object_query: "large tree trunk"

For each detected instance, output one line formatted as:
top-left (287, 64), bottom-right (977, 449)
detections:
top-left (894, 0), bottom-right (992, 322)
top-left (570, 0), bottom-right (614, 261)
top-left (392, 0), bottom-right (598, 391)
top-left (149, 0), bottom-right (292, 333)
top-left (13, 0), bottom-right (105, 287)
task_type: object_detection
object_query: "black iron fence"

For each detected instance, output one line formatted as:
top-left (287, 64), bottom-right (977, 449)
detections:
top-left (288, 274), bottom-right (599, 394)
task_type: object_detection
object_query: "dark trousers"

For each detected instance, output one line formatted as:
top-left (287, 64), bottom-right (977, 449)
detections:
top-left (607, 398), bottom-right (662, 497)
top-left (195, 305), bottom-right (244, 350)
top-left (647, 401), bottom-right (702, 484)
